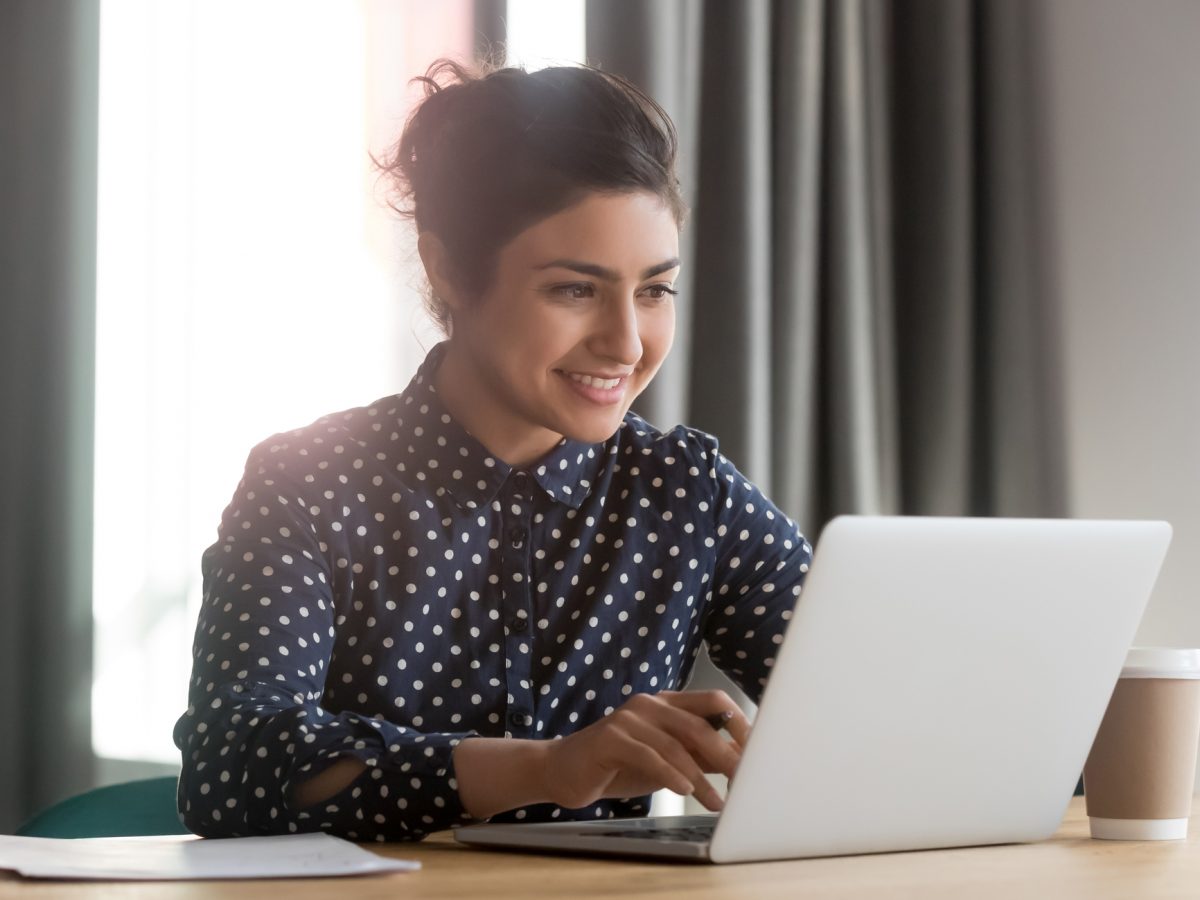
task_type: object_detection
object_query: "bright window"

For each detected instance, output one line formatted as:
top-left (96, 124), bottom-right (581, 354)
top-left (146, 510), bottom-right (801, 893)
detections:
top-left (93, 0), bottom-right (587, 767)
top-left (90, 0), bottom-right (690, 814)
top-left (506, 0), bottom-right (586, 71)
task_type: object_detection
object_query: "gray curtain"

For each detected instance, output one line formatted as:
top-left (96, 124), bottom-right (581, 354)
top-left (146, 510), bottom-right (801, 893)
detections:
top-left (0, 0), bottom-right (100, 831)
top-left (474, 0), bottom-right (508, 62)
top-left (587, 0), bottom-right (1067, 532)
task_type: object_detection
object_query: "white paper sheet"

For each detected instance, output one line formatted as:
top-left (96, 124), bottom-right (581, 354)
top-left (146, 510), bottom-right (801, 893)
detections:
top-left (0, 833), bottom-right (420, 881)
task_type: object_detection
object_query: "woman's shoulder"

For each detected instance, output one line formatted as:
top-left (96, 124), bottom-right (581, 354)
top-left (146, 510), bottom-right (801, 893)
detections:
top-left (242, 394), bottom-right (404, 473)
top-left (614, 410), bottom-right (724, 471)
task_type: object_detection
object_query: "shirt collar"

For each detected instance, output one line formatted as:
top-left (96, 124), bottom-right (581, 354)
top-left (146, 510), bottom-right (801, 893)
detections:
top-left (393, 342), bottom-right (607, 511)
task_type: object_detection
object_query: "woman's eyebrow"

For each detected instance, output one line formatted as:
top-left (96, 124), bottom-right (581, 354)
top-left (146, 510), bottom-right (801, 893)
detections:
top-left (534, 257), bottom-right (681, 281)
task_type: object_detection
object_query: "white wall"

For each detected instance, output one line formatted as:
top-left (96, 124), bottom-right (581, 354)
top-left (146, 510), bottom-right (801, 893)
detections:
top-left (1040, 0), bottom-right (1200, 650)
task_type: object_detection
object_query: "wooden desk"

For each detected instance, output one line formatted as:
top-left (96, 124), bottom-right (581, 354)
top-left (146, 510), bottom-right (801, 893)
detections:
top-left (2, 797), bottom-right (1198, 899)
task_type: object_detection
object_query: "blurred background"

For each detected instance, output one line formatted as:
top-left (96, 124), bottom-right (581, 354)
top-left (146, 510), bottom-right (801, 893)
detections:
top-left (2, 0), bottom-right (1198, 832)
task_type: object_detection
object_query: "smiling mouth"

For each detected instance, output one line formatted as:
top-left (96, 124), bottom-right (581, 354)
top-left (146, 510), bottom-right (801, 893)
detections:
top-left (554, 369), bottom-right (629, 405)
top-left (561, 371), bottom-right (625, 390)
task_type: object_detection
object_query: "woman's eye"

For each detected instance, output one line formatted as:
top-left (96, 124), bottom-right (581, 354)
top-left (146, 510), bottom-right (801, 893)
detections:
top-left (644, 284), bottom-right (679, 300)
top-left (553, 283), bottom-right (594, 300)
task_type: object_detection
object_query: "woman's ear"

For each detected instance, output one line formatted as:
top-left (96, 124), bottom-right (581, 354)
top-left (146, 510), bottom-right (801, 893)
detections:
top-left (417, 232), bottom-right (465, 315)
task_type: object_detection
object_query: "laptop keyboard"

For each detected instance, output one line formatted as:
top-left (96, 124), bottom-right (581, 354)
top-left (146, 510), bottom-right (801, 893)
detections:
top-left (595, 823), bottom-right (716, 843)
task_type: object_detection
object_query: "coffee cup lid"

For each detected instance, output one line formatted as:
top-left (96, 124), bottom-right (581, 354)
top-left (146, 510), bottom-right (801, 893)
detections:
top-left (1121, 647), bottom-right (1200, 679)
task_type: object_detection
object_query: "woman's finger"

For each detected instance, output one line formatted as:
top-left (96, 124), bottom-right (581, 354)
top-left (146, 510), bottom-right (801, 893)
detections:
top-left (602, 724), bottom-right (698, 800)
top-left (658, 689), bottom-right (753, 749)
top-left (616, 714), bottom-right (726, 811)
top-left (627, 694), bottom-right (743, 778)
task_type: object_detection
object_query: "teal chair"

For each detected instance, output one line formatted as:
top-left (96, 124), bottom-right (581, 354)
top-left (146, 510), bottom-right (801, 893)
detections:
top-left (16, 776), bottom-right (189, 838)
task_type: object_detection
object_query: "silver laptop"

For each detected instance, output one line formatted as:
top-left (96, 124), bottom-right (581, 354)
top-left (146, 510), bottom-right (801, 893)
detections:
top-left (455, 515), bottom-right (1172, 863)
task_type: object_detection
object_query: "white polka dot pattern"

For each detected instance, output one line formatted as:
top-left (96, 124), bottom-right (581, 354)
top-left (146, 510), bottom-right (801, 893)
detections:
top-left (173, 343), bottom-right (813, 840)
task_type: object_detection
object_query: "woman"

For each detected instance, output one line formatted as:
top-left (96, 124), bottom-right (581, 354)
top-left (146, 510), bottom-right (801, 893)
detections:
top-left (174, 59), bottom-right (813, 842)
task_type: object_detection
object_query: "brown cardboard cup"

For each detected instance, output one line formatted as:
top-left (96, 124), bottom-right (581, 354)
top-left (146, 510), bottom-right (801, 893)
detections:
top-left (1083, 647), bottom-right (1200, 840)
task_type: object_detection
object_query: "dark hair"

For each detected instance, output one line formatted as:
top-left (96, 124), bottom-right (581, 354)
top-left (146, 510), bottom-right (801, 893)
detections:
top-left (378, 58), bottom-right (686, 333)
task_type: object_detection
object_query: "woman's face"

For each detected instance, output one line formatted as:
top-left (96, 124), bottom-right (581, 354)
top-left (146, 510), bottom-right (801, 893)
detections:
top-left (437, 191), bottom-right (680, 462)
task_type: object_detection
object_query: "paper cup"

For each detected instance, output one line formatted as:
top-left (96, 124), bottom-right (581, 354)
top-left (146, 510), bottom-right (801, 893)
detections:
top-left (1083, 647), bottom-right (1200, 840)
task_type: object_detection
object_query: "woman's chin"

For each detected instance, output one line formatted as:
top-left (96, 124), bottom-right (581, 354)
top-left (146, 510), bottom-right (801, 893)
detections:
top-left (558, 413), bottom-right (627, 445)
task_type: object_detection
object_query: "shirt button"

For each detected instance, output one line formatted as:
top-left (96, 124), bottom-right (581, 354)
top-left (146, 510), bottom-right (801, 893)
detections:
top-left (508, 526), bottom-right (527, 548)
top-left (513, 471), bottom-right (530, 496)
top-left (509, 711), bottom-right (528, 727)
top-left (510, 616), bottom-right (528, 633)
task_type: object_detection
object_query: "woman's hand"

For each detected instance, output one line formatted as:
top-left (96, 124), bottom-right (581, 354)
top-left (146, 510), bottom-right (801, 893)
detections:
top-left (544, 690), bottom-right (751, 812)
top-left (453, 690), bottom-right (750, 819)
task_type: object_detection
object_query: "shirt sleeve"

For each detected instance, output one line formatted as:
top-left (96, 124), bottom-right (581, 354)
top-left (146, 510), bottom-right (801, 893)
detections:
top-left (694, 435), bottom-right (814, 704)
top-left (173, 441), bottom-right (479, 842)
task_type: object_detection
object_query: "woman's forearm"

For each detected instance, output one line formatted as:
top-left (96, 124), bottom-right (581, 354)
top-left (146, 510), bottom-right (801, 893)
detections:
top-left (290, 737), bottom-right (552, 820)
top-left (452, 737), bottom-right (555, 819)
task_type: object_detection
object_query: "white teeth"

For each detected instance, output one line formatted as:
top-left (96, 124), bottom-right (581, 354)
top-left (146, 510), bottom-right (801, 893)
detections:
top-left (566, 372), bottom-right (621, 390)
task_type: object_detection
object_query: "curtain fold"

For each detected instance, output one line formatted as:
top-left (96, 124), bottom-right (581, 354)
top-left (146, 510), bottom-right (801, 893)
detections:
top-left (473, 0), bottom-right (508, 62)
top-left (820, 0), bottom-right (899, 519)
top-left (769, 0), bottom-right (827, 527)
top-left (688, 2), bottom-right (775, 486)
top-left (0, 0), bottom-right (100, 832)
top-left (892, 0), bottom-right (979, 515)
top-left (587, 0), bottom-right (1065, 533)
top-left (974, 0), bottom-right (1068, 517)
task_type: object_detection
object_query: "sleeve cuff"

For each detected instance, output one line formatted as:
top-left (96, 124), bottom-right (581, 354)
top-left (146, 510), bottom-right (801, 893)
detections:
top-left (286, 727), bottom-right (481, 841)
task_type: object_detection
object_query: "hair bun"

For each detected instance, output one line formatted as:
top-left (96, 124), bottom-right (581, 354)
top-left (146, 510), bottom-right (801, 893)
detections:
top-left (376, 58), bottom-right (685, 334)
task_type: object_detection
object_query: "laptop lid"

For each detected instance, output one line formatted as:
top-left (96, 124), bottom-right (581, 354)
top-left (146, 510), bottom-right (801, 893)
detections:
top-left (709, 515), bottom-right (1171, 863)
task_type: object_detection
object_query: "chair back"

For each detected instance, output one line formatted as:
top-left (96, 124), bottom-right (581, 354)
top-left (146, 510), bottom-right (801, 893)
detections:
top-left (16, 776), bottom-right (188, 838)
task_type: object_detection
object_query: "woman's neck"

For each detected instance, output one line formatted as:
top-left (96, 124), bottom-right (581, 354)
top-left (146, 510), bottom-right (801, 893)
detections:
top-left (433, 343), bottom-right (564, 469)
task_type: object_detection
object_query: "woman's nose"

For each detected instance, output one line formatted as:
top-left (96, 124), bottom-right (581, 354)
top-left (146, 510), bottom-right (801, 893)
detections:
top-left (589, 296), bottom-right (642, 364)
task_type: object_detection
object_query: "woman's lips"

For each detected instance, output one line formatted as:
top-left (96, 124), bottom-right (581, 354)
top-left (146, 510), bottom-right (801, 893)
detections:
top-left (555, 369), bottom-right (627, 406)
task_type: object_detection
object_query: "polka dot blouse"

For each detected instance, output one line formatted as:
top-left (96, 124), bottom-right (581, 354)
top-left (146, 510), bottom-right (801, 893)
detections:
top-left (174, 342), bottom-right (814, 841)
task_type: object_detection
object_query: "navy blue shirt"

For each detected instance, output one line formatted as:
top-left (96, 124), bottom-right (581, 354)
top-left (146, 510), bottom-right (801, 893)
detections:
top-left (174, 343), bottom-right (813, 841)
